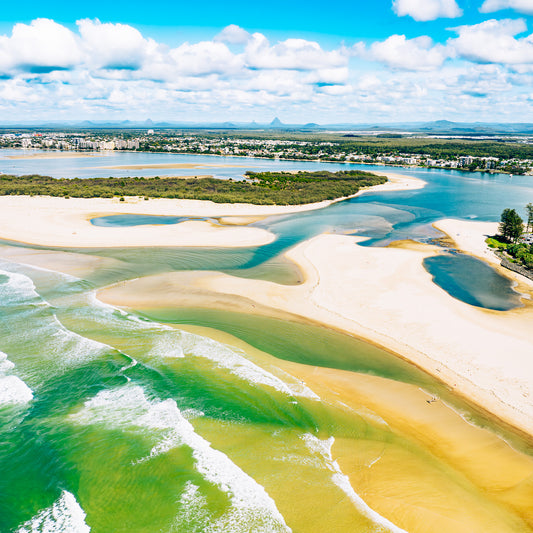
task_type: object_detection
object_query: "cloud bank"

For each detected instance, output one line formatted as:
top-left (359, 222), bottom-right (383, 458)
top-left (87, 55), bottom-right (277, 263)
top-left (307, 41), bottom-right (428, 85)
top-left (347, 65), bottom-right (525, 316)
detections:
top-left (0, 19), bottom-right (532, 123)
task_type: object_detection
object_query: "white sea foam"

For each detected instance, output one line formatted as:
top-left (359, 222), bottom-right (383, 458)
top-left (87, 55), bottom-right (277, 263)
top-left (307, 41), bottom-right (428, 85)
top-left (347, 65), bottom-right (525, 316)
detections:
top-left (0, 260), bottom-right (81, 283)
top-left (48, 314), bottom-right (110, 364)
top-left (17, 490), bottom-right (90, 533)
top-left (0, 268), bottom-right (45, 307)
top-left (302, 434), bottom-right (408, 533)
top-left (86, 291), bottom-right (173, 331)
top-left (83, 293), bottom-right (318, 400)
top-left (149, 333), bottom-right (185, 359)
top-left (0, 350), bottom-right (15, 373)
top-left (0, 351), bottom-right (33, 406)
top-left (172, 482), bottom-right (211, 531)
top-left (0, 375), bottom-right (33, 405)
top-left (71, 385), bottom-right (290, 532)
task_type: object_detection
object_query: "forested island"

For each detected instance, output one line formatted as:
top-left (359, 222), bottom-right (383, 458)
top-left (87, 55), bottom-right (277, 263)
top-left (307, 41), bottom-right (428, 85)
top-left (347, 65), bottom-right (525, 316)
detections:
top-left (0, 170), bottom-right (386, 205)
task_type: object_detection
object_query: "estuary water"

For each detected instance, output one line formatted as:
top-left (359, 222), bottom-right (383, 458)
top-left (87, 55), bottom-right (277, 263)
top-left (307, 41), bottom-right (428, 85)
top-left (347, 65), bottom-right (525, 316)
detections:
top-left (1, 150), bottom-right (533, 532)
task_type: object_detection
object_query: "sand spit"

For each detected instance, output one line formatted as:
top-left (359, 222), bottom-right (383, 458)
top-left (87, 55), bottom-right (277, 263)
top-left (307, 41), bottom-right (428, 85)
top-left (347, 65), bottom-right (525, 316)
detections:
top-left (0, 174), bottom-right (423, 248)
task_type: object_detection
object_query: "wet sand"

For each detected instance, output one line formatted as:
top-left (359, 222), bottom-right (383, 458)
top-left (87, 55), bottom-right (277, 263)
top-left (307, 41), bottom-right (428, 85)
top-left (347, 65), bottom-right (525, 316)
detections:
top-left (164, 323), bottom-right (533, 533)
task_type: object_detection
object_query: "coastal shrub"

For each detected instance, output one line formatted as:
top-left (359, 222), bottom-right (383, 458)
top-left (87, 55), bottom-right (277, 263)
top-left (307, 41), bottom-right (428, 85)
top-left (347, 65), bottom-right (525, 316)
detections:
top-left (485, 236), bottom-right (507, 250)
top-left (0, 171), bottom-right (386, 205)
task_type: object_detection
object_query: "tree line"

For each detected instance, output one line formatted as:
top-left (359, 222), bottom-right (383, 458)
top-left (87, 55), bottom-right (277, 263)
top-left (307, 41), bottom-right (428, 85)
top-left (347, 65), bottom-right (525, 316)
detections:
top-left (0, 171), bottom-right (386, 206)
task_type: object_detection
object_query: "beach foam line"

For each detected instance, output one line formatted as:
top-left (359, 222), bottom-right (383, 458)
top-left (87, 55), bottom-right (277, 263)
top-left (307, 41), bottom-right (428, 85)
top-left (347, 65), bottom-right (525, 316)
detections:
top-left (0, 350), bottom-right (15, 373)
top-left (17, 490), bottom-right (90, 533)
top-left (0, 375), bottom-right (33, 406)
top-left (0, 267), bottom-right (47, 307)
top-left (49, 313), bottom-right (111, 364)
top-left (0, 271), bottom-right (116, 372)
top-left (302, 434), bottom-right (408, 533)
top-left (178, 331), bottom-right (320, 400)
top-left (71, 385), bottom-right (291, 532)
top-left (173, 482), bottom-right (212, 530)
top-left (87, 291), bottom-right (318, 400)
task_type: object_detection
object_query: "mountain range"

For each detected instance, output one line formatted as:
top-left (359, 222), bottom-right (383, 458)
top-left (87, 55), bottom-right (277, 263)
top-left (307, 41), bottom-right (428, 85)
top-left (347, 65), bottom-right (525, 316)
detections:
top-left (1, 118), bottom-right (533, 135)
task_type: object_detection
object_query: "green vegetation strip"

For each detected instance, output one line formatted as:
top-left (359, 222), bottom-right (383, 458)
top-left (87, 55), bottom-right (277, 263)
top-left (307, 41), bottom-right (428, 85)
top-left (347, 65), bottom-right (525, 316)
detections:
top-left (0, 170), bottom-right (386, 205)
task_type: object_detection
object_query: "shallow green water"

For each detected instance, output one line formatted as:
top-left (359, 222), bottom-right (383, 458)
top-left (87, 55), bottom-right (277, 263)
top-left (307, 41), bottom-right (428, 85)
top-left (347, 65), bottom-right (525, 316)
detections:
top-left (2, 261), bottom-right (532, 532)
top-left (138, 306), bottom-right (533, 454)
top-left (0, 263), bottom-right (410, 532)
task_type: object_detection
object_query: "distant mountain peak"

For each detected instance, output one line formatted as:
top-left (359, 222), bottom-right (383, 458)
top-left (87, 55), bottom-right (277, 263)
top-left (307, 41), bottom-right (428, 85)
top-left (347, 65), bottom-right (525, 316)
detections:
top-left (270, 117), bottom-right (284, 127)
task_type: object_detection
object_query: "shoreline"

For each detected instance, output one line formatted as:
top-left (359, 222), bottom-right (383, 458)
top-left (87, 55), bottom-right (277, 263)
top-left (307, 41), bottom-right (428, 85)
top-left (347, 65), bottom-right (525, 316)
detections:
top-left (98, 224), bottom-right (533, 438)
top-left (158, 321), bottom-right (533, 532)
top-left (0, 174), bottom-right (424, 249)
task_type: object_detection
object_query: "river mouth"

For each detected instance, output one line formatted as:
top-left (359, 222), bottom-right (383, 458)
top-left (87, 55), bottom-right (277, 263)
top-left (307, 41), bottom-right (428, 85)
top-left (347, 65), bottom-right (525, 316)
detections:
top-left (2, 155), bottom-right (533, 531)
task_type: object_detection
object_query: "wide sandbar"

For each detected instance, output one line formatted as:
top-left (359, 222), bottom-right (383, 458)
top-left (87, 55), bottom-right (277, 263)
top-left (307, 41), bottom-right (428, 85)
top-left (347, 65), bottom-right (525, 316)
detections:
top-left (173, 323), bottom-right (533, 533)
top-left (0, 174), bottom-right (424, 248)
top-left (100, 223), bottom-right (533, 437)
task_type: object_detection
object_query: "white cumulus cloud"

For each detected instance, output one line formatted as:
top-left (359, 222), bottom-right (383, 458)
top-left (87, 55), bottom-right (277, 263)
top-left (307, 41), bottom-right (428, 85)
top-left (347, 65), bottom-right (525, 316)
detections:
top-left (215, 25), bottom-right (251, 45)
top-left (367, 35), bottom-right (449, 70)
top-left (0, 17), bottom-right (532, 123)
top-left (393, 0), bottom-right (463, 21)
top-left (77, 19), bottom-right (159, 70)
top-left (0, 19), bottom-right (81, 73)
top-left (480, 0), bottom-right (533, 15)
top-left (169, 41), bottom-right (244, 76)
top-left (450, 18), bottom-right (533, 64)
top-left (244, 34), bottom-right (348, 70)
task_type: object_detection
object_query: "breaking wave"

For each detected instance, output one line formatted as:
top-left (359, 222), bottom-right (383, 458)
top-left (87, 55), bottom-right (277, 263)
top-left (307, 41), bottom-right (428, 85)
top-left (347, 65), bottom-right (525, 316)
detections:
top-left (17, 490), bottom-right (90, 533)
top-left (71, 385), bottom-right (291, 532)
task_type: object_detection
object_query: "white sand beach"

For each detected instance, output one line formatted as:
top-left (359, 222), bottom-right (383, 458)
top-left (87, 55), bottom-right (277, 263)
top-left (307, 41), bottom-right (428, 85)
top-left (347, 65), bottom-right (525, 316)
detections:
top-left (0, 195), bottom-right (276, 248)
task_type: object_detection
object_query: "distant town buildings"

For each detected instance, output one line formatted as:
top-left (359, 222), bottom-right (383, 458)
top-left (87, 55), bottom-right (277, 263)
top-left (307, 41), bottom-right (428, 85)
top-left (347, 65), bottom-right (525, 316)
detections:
top-left (0, 131), bottom-right (531, 175)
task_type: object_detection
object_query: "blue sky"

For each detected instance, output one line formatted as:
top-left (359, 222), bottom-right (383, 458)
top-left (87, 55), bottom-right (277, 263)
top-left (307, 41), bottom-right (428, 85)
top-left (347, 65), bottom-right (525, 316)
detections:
top-left (0, 0), bottom-right (532, 123)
